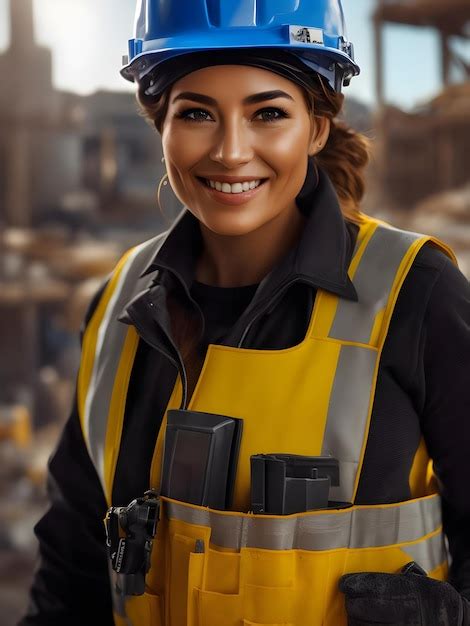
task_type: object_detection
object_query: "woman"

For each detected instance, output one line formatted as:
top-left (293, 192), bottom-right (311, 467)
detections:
top-left (20, 1), bottom-right (470, 625)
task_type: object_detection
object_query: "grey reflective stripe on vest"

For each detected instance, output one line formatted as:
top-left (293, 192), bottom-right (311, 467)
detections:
top-left (401, 531), bottom-right (448, 574)
top-left (322, 224), bottom-right (427, 502)
top-left (82, 235), bottom-right (164, 494)
top-left (321, 345), bottom-right (376, 502)
top-left (165, 495), bottom-right (445, 570)
top-left (329, 225), bottom-right (423, 343)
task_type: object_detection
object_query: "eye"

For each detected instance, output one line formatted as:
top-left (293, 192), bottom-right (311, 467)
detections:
top-left (254, 107), bottom-right (290, 123)
top-left (174, 106), bottom-right (290, 124)
top-left (175, 108), bottom-right (212, 123)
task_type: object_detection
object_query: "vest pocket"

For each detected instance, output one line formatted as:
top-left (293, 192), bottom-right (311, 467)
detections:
top-left (188, 551), bottom-right (205, 626)
top-left (242, 548), bottom-right (295, 587)
top-left (125, 592), bottom-right (163, 626)
top-left (244, 584), bottom-right (295, 624)
top-left (205, 547), bottom-right (241, 594)
top-left (168, 532), bottom-right (205, 626)
top-left (195, 545), bottom-right (346, 625)
top-left (297, 549), bottom-right (347, 625)
top-left (197, 585), bottom-right (294, 626)
top-left (198, 589), bottom-right (243, 626)
top-left (197, 585), bottom-right (295, 626)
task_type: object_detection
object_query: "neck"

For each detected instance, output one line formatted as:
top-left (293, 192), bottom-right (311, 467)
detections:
top-left (195, 203), bottom-right (306, 287)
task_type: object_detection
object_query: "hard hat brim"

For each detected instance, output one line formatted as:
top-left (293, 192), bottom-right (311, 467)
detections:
top-left (122, 44), bottom-right (359, 96)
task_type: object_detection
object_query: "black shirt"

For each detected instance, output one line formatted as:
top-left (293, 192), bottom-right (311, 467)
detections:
top-left (190, 280), bottom-right (259, 353)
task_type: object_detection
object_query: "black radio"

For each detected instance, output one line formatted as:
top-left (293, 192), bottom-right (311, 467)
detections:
top-left (104, 489), bottom-right (160, 596)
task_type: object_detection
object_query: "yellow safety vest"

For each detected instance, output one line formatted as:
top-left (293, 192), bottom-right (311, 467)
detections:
top-left (77, 214), bottom-right (457, 626)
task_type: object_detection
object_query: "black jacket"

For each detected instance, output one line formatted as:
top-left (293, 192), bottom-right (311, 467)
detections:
top-left (19, 169), bottom-right (470, 625)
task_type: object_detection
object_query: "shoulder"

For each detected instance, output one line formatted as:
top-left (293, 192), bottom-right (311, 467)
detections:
top-left (354, 214), bottom-right (468, 332)
top-left (406, 241), bottom-right (468, 307)
top-left (379, 235), bottom-right (469, 392)
top-left (358, 213), bottom-right (463, 298)
top-left (392, 239), bottom-right (469, 345)
top-left (413, 240), bottom-right (455, 272)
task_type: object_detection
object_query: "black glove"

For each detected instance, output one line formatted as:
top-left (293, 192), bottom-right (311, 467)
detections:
top-left (339, 565), bottom-right (470, 625)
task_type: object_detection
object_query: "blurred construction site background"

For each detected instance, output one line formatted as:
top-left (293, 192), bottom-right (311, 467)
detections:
top-left (0, 0), bottom-right (469, 623)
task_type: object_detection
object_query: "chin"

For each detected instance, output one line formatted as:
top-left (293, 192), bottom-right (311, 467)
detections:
top-left (199, 212), bottom-right (267, 237)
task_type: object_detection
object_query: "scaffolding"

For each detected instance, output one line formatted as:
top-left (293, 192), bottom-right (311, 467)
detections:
top-left (374, 0), bottom-right (470, 105)
top-left (372, 0), bottom-right (470, 206)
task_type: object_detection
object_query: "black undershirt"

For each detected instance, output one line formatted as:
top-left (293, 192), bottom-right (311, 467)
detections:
top-left (190, 280), bottom-right (259, 355)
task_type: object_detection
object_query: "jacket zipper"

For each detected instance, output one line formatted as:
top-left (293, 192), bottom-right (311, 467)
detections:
top-left (129, 296), bottom-right (190, 409)
top-left (145, 274), bottom-right (206, 410)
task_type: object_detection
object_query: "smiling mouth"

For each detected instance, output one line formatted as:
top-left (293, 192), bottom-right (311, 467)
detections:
top-left (196, 176), bottom-right (268, 194)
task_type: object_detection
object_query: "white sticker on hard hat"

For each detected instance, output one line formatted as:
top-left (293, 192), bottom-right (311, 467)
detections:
top-left (289, 26), bottom-right (324, 46)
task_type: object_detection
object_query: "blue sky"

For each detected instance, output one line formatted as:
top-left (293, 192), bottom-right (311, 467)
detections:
top-left (0, 0), bottom-right (448, 109)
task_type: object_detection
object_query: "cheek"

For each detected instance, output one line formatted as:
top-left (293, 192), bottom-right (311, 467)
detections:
top-left (261, 126), bottom-right (311, 170)
top-left (162, 122), bottom-right (207, 165)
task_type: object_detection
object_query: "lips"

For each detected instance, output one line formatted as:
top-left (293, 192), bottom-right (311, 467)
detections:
top-left (196, 175), bottom-right (268, 184)
top-left (195, 175), bottom-right (268, 205)
top-left (196, 176), bottom-right (267, 192)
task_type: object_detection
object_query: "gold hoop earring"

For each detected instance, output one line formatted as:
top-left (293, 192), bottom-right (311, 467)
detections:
top-left (160, 155), bottom-right (168, 185)
top-left (157, 172), bottom-right (171, 222)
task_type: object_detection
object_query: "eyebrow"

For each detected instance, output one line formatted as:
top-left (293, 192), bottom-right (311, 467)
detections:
top-left (171, 89), bottom-right (295, 106)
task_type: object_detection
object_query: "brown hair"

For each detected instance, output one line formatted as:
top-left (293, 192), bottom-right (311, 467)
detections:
top-left (137, 73), bottom-right (371, 223)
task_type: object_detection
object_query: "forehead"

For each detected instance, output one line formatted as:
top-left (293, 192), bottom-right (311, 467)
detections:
top-left (169, 64), bottom-right (304, 101)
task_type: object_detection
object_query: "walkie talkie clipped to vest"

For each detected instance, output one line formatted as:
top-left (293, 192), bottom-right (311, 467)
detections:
top-left (104, 489), bottom-right (160, 596)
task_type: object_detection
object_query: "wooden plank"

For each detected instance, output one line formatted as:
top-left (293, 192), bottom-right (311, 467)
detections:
top-left (373, 0), bottom-right (470, 36)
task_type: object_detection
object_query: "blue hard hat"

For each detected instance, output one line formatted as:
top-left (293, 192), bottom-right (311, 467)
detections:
top-left (121, 0), bottom-right (360, 93)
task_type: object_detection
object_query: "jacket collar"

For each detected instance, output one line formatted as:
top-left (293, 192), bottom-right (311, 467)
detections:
top-left (140, 165), bottom-right (358, 303)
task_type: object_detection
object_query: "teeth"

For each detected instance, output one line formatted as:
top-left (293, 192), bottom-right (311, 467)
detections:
top-left (206, 179), bottom-right (262, 194)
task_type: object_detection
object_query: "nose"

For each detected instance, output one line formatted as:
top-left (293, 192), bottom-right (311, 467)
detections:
top-left (209, 116), bottom-right (254, 169)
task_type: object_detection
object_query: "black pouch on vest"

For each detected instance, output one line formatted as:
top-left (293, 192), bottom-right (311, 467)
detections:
top-left (251, 453), bottom-right (342, 514)
top-left (161, 409), bottom-right (243, 510)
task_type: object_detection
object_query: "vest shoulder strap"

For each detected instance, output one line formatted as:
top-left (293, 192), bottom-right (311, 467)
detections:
top-left (327, 215), bottom-right (456, 346)
top-left (77, 232), bottom-right (167, 501)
